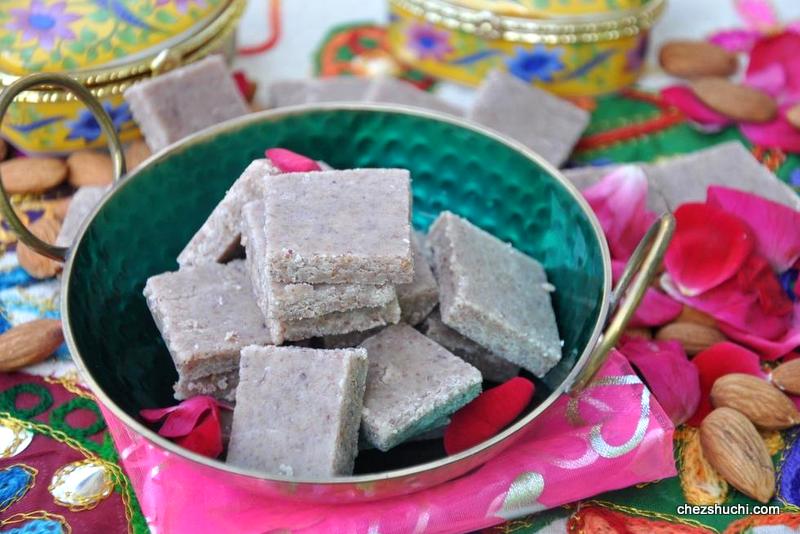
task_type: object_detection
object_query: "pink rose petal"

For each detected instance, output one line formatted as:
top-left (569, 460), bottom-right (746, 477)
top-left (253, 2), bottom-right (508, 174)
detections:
top-left (265, 148), bottom-right (322, 173)
top-left (661, 273), bottom-right (789, 340)
top-left (707, 185), bottom-right (800, 272)
top-left (661, 86), bottom-right (732, 127)
top-left (664, 203), bottom-right (754, 297)
top-left (582, 165), bottom-right (656, 261)
top-left (735, 0), bottom-right (780, 33)
top-left (718, 302), bottom-right (800, 360)
top-left (619, 337), bottom-right (700, 425)
top-left (747, 32), bottom-right (800, 100)
top-left (739, 106), bottom-right (800, 153)
top-left (140, 396), bottom-right (223, 458)
top-left (745, 63), bottom-right (786, 99)
top-left (708, 28), bottom-right (761, 52)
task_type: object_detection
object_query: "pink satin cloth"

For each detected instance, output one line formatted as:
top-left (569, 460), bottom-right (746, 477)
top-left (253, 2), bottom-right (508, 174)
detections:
top-left (101, 351), bottom-right (676, 534)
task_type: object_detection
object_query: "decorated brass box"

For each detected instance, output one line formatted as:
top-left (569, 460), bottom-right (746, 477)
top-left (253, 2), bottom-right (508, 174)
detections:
top-left (388, 0), bottom-right (666, 97)
top-left (0, 0), bottom-right (245, 154)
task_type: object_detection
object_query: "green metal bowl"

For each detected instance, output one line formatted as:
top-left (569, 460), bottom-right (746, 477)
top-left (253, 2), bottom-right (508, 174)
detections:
top-left (0, 75), bottom-right (672, 503)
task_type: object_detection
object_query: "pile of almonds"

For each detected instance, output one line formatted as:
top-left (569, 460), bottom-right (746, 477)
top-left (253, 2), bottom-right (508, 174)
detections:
top-left (659, 40), bottom-right (796, 126)
top-left (0, 139), bottom-right (151, 372)
top-left (626, 306), bottom-right (800, 504)
top-left (0, 139), bottom-right (151, 279)
top-left (701, 366), bottom-right (800, 504)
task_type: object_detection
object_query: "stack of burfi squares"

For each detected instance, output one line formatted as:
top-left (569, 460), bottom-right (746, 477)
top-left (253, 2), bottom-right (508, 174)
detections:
top-left (143, 150), bottom-right (564, 478)
top-left (243, 168), bottom-right (413, 344)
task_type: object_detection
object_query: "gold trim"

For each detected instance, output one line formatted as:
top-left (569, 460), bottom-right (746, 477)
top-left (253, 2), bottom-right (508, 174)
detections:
top-left (60, 103), bottom-right (614, 488)
top-left (390, 0), bottom-right (666, 44)
top-left (0, 73), bottom-right (125, 261)
top-left (0, 0), bottom-right (245, 104)
top-left (569, 213), bottom-right (675, 393)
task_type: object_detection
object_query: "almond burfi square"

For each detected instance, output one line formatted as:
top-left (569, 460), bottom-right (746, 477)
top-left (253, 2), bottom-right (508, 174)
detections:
top-left (306, 76), bottom-right (371, 102)
top-left (143, 260), bottom-right (274, 381)
top-left (428, 211), bottom-right (561, 377)
top-left (396, 232), bottom-right (438, 325)
top-left (227, 345), bottom-right (368, 477)
top-left (322, 327), bottom-right (383, 349)
top-left (55, 186), bottom-right (109, 248)
top-left (420, 310), bottom-right (519, 383)
top-left (124, 55), bottom-right (249, 152)
top-left (178, 159), bottom-right (279, 267)
top-left (242, 201), bottom-right (397, 321)
top-left (174, 369), bottom-right (238, 403)
top-left (467, 70), bottom-right (589, 167)
top-left (281, 300), bottom-right (400, 342)
top-left (365, 75), bottom-right (462, 116)
top-left (359, 324), bottom-right (482, 451)
top-left (646, 142), bottom-right (800, 211)
top-left (263, 169), bottom-right (413, 284)
top-left (266, 79), bottom-right (309, 108)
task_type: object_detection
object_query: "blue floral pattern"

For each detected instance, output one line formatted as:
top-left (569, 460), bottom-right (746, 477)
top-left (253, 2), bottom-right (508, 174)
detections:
top-left (66, 101), bottom-right (131, 142)
top-left (506, 45), bottom-right (565, 83)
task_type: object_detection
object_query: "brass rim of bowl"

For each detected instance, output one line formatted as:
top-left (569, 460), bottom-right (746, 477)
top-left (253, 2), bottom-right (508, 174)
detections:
top-left (390, 0), bottom-right (666, 44)
top-left (0, 0), bottom-right (245, 104)
top-left (61, 103), bottom-right (612, 486)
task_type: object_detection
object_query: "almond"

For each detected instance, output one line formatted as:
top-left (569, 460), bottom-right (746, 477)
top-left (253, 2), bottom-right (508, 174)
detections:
top-left (655, 322), bottom-right (726, 355)
top-left (786, 103), bottom-right (800, 130)
top-left (47, 196), bottom-right (72, 221)
top-left (771, 358), bottom-right (800, 396)
top-left (700, 407), bottom-right (775, 503)
top-left (677, 306), bottom-right (717, 328)
top-left (690, 78), bottom-right (778, 123)
top-left (0, 139), bottom-right (7, 161)
top-left (67, 150), bottom-right (113, 187)
top-left (660, 40), bottom-right (738, 78)
top-left (125, 140), bottom-right (152, 171)
top-left (624, 327), bottom-right (652, 340)
top-left (0, 319), bottom-right (63, 371)
top-left (711, 373), bottom-right (800, 430)
top-left (0, 157), bottom-right (68, 194)
top-left (16, 215), bottom-right (62, 279)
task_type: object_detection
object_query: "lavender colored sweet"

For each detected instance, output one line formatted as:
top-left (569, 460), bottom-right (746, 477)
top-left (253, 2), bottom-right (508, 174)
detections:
top-left (55, 186), bottom-right (109, 247)
top-left (124, 55), bottom-right (249, 152)
top-left (359, 324), bottom-right (482, 451)
top-left (263, 169), bottom-right (413, 284)
top-left (178, 159), bottom-right (278, 267)
top-left (365, 75), bottom-right (462, 116)
top-left (143, 260), bottom-right (274, 384)
top-left (420, 310), bottom-right (519, 383)
top-left (227, 345), bottom-right (368, 477)
top-left (396, 232), bottom-right (439, 325)
top-left (428, 211), bottom-right (561, 377)
top-left (241, 201), bottom-right (396, 322)
top-left (467, 70), bottom-right (589, 167)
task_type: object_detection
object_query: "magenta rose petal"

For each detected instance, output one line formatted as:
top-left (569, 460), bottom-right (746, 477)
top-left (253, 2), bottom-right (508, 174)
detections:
top-left (619, 337), bottom-right (700, 426)
top-left (661, 86), bottom-right (732, 127)
top-left (664, 203), bottom-right (754, 296)
top-left (707, 185), bottom-right (800, 272)
top-left (582, 165), bottom-right (656, 261)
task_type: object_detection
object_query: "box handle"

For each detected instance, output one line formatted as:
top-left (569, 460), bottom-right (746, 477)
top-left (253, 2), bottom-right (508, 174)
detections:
top-left (0, 73), bottom-right (126, 262)
top-left (568, 212), bottom-right (675, 394)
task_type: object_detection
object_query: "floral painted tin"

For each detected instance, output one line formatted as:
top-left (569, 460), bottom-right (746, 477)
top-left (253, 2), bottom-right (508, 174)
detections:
top-left (0, 0), bottom-right (244, 154)
top-left (388, 0), bottom-right (666, 97)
